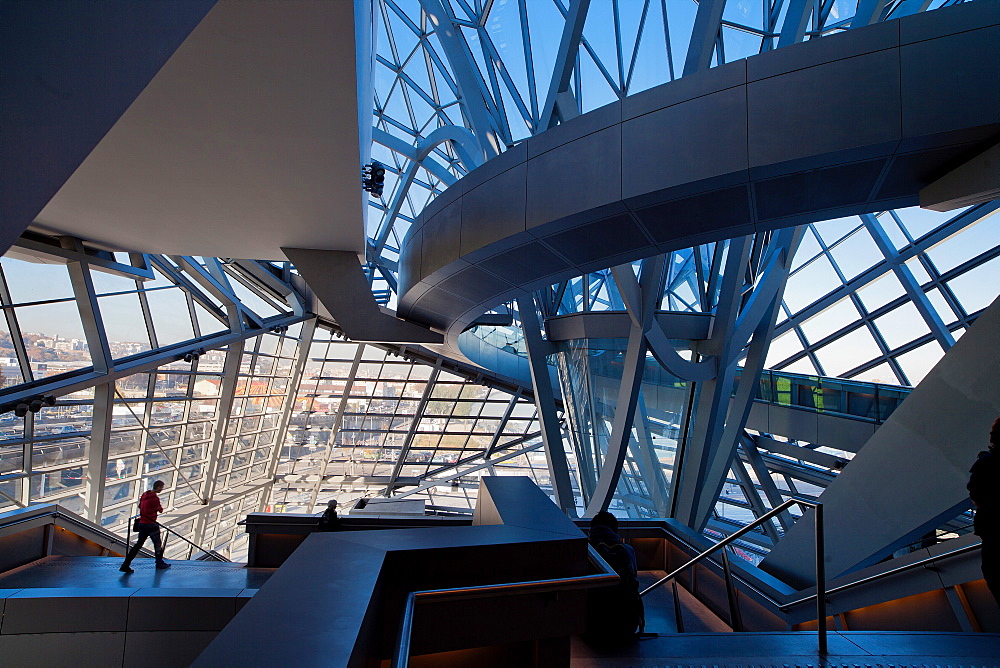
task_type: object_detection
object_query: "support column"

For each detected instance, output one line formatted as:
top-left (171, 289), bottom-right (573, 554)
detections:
top-left (518, 295), bottom-right (575, 515)
top-left (84, 384), bottom-right (115, 522)
top-left (584, 322), bottom-right (646, 516)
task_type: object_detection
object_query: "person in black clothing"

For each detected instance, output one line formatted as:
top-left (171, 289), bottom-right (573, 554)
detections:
top-left (317, 499), bottom-right (340, 532)
top-left (968, 417), bottom-right (1000, 604)
top-left (586, 511), bottom-right (644, 644)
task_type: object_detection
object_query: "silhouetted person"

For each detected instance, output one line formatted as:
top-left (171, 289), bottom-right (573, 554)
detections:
top-left (121, 480), bottom-right (171, 573)
top-left (586, 511), bottom-right (644, 644)
top-left (968, 417), bottom-right (1000, 603)
top-left (317, 499), bottom-right (340, 531)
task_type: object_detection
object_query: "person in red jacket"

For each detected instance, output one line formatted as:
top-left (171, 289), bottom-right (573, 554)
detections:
top-left (120, 480), bottom-right (171, 573)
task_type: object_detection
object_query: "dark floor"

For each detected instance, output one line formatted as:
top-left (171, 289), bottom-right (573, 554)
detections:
top-left (571, 631), bottom-right (1000, 666)
top-left (0, 556), bottom-right (274, 589)
top-left (571, 571), bottom-right (1000, 666)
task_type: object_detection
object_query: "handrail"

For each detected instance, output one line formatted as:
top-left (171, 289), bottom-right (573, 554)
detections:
top-left (0, 504), bottom-right (154, 558)
top-left (646, 515), bottom-right (982, 619)
top-left (391, 545), bottom-right (619, 668)
top-left (639, 498), bottom-right (828, 655)
top-left (779, 539), bottom-right (981, 610)
top-left (129, 515), bottom-right (230, 562)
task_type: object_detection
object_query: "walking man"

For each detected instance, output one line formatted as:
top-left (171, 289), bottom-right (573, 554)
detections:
top-left (121, 479), bottom-right (171, 573)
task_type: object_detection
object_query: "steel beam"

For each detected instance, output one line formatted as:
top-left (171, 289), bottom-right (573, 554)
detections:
top-left (539, 0), bottom-right (591, 131)
top-left (777, 0), bottom-right (812, 47)
top-left (418, 0), bottom-right (500, 159)
top-left (683, 0), bottom-right (727, 76)
top-left (862, 214), bottom-right (954, 350)
top-left (853, 0), bottom-right (888, 27)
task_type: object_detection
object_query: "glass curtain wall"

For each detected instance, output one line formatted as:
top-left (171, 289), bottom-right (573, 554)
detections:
top-left (270, 326), bottom-right (580, 515)
top-left (0, 247), bottom-right (309, 562)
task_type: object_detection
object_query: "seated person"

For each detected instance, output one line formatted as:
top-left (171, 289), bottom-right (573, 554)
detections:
top-left (586, 511), bottom-right (644, 644)
top-left (317, 499), bottom-right (340, 531)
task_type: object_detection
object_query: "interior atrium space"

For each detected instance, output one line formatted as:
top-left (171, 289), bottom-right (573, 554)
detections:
top-left (2, 0), bottom-right (999, 665)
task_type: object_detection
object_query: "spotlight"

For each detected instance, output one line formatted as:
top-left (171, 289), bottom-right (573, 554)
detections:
top-left (361, 161), bottom-right (386, 198)
top-left (11, 394), bottom-right (56, 417)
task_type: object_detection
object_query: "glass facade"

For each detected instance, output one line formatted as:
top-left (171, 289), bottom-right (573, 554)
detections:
top-left (1, 0), bottom-right (995, 566)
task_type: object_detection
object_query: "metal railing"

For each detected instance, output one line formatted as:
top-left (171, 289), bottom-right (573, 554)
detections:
top-left (391, 545), bottom-right (620, 668)
top-left (128, 516), bottom-right (230, 562)
top-left (640, 499), bottom-right (828, 654)
top-left (0, 503), bottom-right (153, 559)
top-left (779, 539), bottom-right (982, 611)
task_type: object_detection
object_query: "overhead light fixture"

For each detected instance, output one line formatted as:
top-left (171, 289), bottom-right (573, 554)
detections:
top-left (361, 161), bottom-right (386, 198)
top-left (11, 394), bottom-right (56, 418)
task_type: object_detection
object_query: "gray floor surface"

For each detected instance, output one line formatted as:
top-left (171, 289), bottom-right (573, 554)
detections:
top-left (0, 556), bottom-right (274, 590)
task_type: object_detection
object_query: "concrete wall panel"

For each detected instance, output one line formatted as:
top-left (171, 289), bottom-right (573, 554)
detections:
top-left (0, 631), bottom-right (125, 668)
top-left (123, 630), bottom-right (218, 668)
top-left (2, 588), bottom-right (131, 634)
top-left (126, 588), bottom-right (239, 632)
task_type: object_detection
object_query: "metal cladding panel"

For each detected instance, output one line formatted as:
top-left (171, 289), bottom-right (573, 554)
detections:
top-left (420, 196), bottom-right (464, 279)
top-left (633, 186), bottom-right (753, 245)
top-left (525, 125), bottom-right (623, 230)
top-left (622, 59), bottom-right (747, 121)
top-left (397, 227), bottom-right (422, 296)
top-left (527, 100), bottom-right (621, 158)
top-left (410, 285), bottom-right (475, 320)
top-left (434, 265), bottom-right (516, 306)
top-left (898, 0), bottom-right (1000, 44)
top-left (461, 140), bottom-right (527, 193)
top-left (476, 241), bottom-right (573, 286)
top-left (753, 159), bottom-right (887, 221)
top-left (747, 49), bottom-right (902, 171)
top-left (460, 162), bottom-right (528, 257)
top-left (622, 86), bottom-right (749, 199)
top-left (874, 143), bottom-right (988, 203)
top-left (540, 213), bottom-right (652, 267)
top-left (393, 3), bottom-right (1000, 342)
top-left (399, 301), bottom-right (452, 332)
top-left (900, 26), bottom-right (1000, 139)
top-left (746, 18), bottom-right (899, 82)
